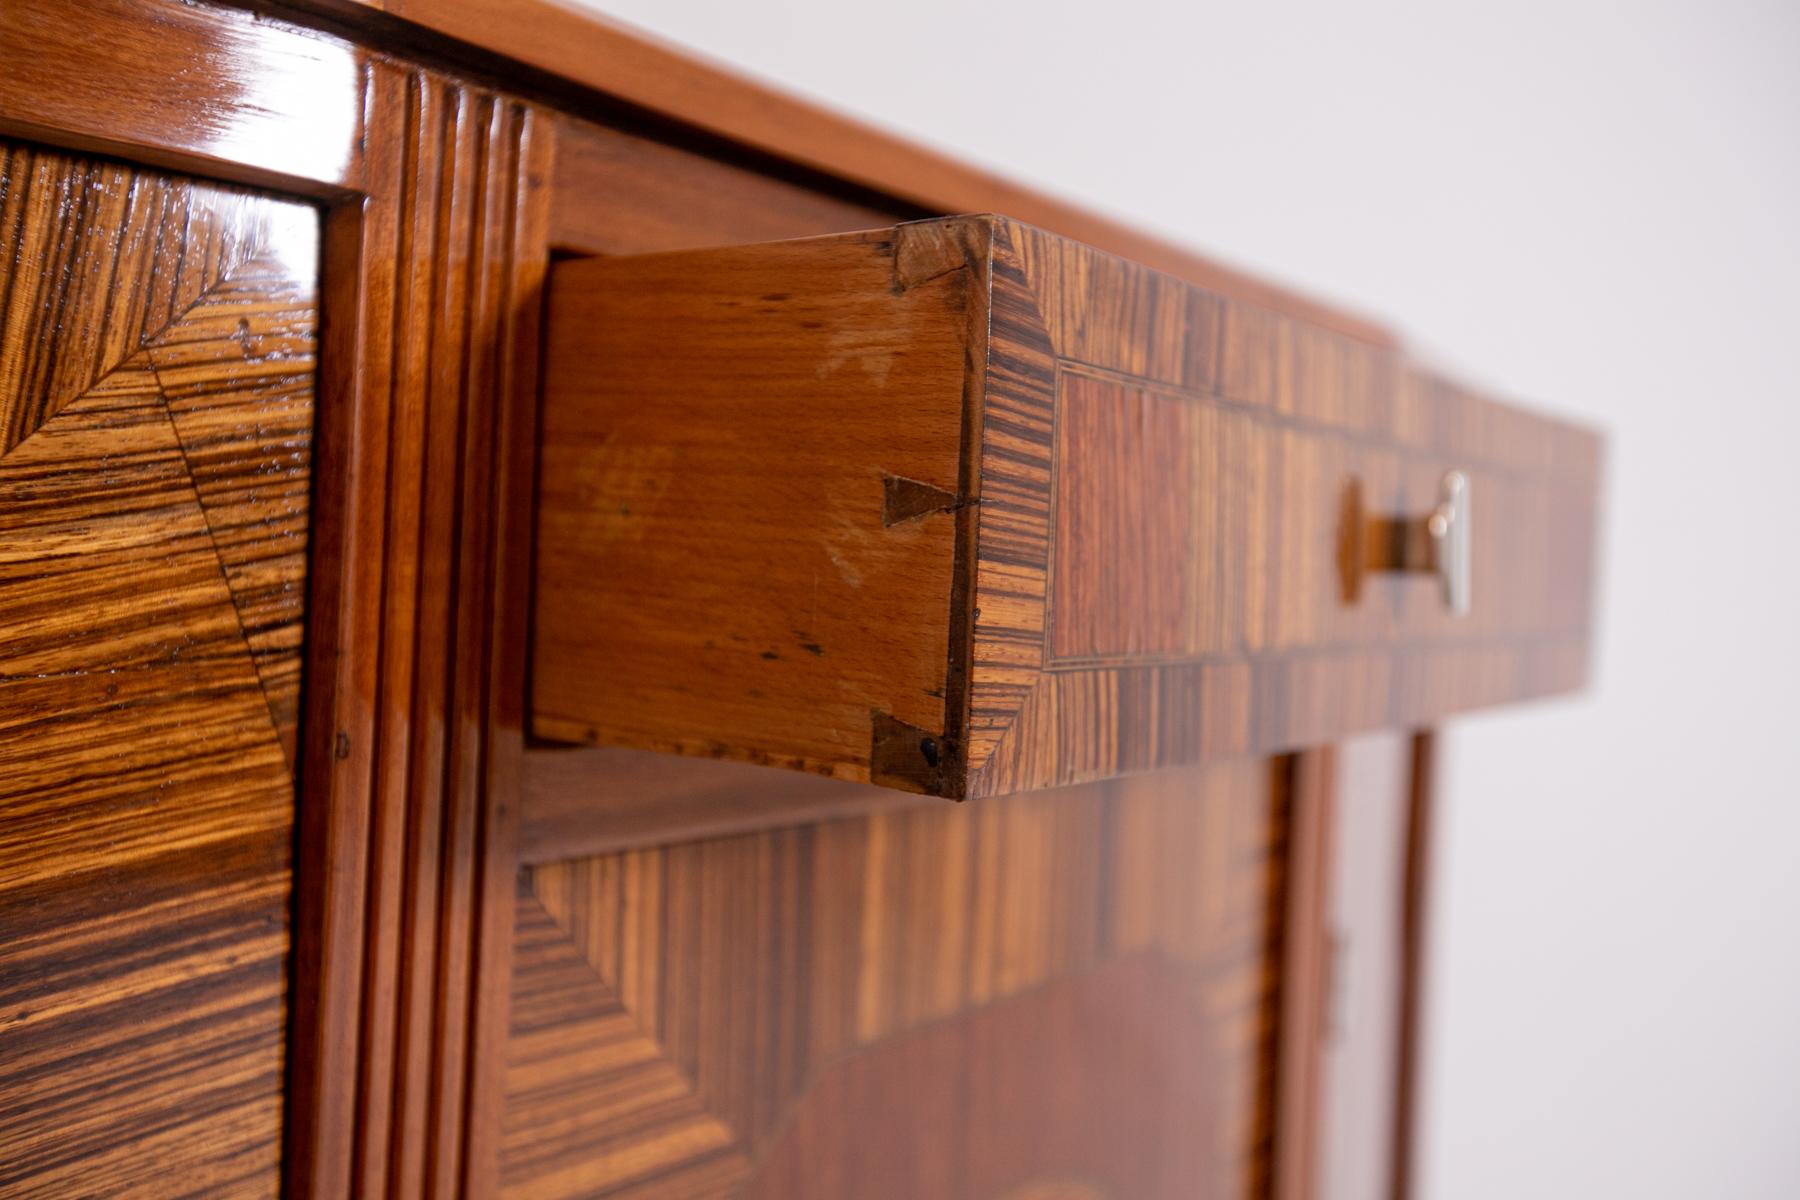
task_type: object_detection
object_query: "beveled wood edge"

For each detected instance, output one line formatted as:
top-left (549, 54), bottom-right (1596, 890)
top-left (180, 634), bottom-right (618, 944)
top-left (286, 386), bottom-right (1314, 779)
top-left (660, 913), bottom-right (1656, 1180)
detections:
top-left (251, 0), bottom-right (1398, 347)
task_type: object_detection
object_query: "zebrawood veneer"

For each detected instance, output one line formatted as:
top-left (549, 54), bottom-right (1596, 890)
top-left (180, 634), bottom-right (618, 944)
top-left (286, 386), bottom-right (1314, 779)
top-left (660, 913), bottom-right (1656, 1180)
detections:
top-left (0, 140), bottom-right (317, 1196)
top-left (504, 759), bottom-right (1286, 1199)
top-left (534, 215), bottom-right (1601, 798)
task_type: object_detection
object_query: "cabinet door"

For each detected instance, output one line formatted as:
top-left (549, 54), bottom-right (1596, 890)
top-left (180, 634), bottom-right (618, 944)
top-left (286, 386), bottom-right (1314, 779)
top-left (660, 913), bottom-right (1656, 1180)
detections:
top-left (1276, 733), bottom-right (1431, 1200)
top-left (0, 139), bottom-right (317, 1194)
top-left (503, 759), bottom-right (1292, 1199)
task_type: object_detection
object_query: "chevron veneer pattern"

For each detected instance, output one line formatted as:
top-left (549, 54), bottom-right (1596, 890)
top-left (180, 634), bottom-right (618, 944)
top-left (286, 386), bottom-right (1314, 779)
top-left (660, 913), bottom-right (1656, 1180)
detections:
top-left (0, 140), bottom-right (284, 453)
top-left (0, 140), bottom-right (316, 1196)
top-left (503, 759), bottom-right (1285, 1199)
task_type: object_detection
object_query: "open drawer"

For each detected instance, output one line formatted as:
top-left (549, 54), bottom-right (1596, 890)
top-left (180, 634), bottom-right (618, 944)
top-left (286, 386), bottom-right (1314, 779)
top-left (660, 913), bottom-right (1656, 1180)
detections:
top-left (531, 215), bottom-right (1601, 797)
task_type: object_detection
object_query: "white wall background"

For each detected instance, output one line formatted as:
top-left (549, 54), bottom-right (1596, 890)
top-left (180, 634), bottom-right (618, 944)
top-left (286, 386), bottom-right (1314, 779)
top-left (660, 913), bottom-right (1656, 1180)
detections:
top-left (569, 2), bottom-right (1800, 1194)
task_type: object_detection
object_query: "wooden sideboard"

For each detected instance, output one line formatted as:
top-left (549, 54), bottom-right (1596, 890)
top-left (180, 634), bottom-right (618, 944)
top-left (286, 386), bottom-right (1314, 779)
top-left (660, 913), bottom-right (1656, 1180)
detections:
top-left (0, 2), bottom-right (1602, 1197)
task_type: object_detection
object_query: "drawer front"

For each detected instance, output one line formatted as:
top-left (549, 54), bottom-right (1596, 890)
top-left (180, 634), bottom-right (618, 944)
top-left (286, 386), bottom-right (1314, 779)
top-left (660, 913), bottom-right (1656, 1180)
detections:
top-left (534, 216), bottom-right (1601, 798)
top-left (972, 221), bottom-right (1599, 795)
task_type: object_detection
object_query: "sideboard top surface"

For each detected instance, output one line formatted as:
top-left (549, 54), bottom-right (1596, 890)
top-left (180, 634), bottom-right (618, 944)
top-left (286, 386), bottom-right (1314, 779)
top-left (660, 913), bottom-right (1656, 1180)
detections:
top-left (260, 0), bottom-right (1396, 347)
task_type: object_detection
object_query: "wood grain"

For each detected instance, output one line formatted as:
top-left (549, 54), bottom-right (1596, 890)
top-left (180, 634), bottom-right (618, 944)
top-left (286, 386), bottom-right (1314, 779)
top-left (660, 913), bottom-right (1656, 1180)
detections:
top-left (146, 256), bottom-right (320, 761)
top-left (0, 141), bottom-right (316, 1197)
top-left (1050, 371), bottom-right (1200, 661)
top-left (0, 0), bottom-right (361, 191)
top-left (533, 215), bottom-right (1603, 797)
top-left (968, 219), bottom-right (1600, 796)
top-left (274, 0), bottom-right (1395, 344)
top-left (741, 957), bottom-right (1238, 1200)
top-left (550, 117), bottom-right (905, 256)
top-left (283, 62), bottom-right (553, 1200)
top-left (0, 6), bottom-right (1605, 1196)
top-left (519, 746), bottom-right (929, 864)
top-left (503, 759), bottom-right (1288, 1199)
top-left (0, 15), bottom-right (554, 1191)
top-left (532, 229), bottom-right (971, 782)
top-left (0, 139), bottom-right (280, 453)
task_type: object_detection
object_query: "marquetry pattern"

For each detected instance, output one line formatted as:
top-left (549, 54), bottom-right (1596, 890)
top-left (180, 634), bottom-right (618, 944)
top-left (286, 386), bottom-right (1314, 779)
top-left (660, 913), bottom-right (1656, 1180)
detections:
top-left (532, 215), bottom-right (1599, 798)
top-left (0, 143), bottom-right (315, 1196)
top-left (961, 218), bottom-right (1601, 796)
top-left (503, 761), bottom-right (1285, 1199)
top-left (0, 141), bottom-right (277, 453)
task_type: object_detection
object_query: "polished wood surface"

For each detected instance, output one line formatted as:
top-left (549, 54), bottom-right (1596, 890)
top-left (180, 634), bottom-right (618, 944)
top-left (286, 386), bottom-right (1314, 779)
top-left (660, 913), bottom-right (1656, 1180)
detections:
top-left (0, 2), bottom-right (1603, 1195)
top-left (1273, 752), bottom-right (1336, 1200)
top-left (1391, 734), bottom-right (1439, 1200)
top-left (551, 118), bottom-right (906, 258)
top-left (286, 63), bottom-right (552, 1200)
top-left (0, 145), bottom-right (272, 451)
top-left (0, 139), bottom-right (316, 1195)
top-left (504, 759), bottom-right (1287, 1199)
top-left (1273, 735), bottom-right (1436, 1200)
top-left (534, 215), bottom-right (1601, 797)
top-left (520, 747), bottom-right (926, 864)
top-left (274, 0), bottom-right (1394, 345)
top-left (740, 957), bottom-right (1244, 1200)
top-left (0, 0), bottom-right (361, 191)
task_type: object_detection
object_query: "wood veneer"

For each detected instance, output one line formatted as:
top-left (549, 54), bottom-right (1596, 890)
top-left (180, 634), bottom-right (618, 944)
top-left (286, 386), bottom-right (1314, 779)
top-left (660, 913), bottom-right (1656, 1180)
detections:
top-left (519, 747), bottom-right (926, 864)
top-left (534, 215), bottom-right (1601, 798)
top-left (0, 0), bottom-right (361, 191)
top-left (261, 0), bottom-right (1397, 345)
top-left (1391, 733), bottom-right (1439, 1200)
top-left (550, 118), bottom-right (906, 258)
top-left (1271, 734), bottom-right (1436, 1200)
top-left (0, 139), bottom-right (317, 1195)
top-left (0, 2), bottom-right (1604, 1195)
top-left (503, 759), bottom-right (1288, 1199)
top-left (1272, 751), bottom-right (1336, 1200)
